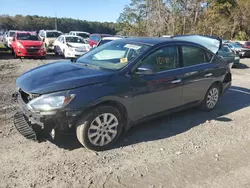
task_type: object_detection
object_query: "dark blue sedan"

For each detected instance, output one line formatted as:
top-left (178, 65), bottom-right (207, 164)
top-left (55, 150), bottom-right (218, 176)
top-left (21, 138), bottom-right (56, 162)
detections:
top-left (14, 35), bottom-right (232, 151)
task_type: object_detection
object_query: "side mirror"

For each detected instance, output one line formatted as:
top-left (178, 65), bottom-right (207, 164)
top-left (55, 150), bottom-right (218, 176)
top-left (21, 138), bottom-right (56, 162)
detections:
top-left (135, 65), bottom-right (155, 75)
top-left (42, 38), bottom-right (45, 42)
top-left (12, 37), bottom-right (15, 41)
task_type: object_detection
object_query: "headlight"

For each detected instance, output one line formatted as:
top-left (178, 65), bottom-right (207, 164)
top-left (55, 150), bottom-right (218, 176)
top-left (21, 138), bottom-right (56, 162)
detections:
top-left (235, 56), bottom-right (240, 60)
top-left (27, 91), bottom-right (75, 112)
top-left (17, 42), bottom-right (24, 49)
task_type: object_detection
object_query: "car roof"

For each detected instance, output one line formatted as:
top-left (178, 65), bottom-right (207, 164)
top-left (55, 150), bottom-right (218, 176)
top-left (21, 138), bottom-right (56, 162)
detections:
top-left (91, 33), bottom-right (113, 37)
top-left (62, 35), bottom-right (83, 38)
top-left (118, 37), bottom-right (174, 45)
top-left (102, 37), bottom-right (122, 40)
top-left (70, 31), bottom-right (90, 33)
top-left (117, 37), bottom-right (212, 50)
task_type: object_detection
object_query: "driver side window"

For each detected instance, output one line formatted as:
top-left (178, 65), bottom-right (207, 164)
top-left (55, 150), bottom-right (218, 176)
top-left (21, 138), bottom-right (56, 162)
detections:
top-left (140, 46), bottom-right (179, 73)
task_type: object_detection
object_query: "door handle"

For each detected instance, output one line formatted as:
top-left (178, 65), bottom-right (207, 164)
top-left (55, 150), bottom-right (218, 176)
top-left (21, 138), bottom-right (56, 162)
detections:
top-left (204, 73), bottom-right (212, 77)
top-left (171, 79), bottom-right (181, 84)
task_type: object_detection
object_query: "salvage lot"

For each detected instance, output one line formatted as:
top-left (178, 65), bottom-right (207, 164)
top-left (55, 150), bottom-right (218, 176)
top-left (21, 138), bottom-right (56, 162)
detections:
top-left (1, 50), bottom-right (250, 188)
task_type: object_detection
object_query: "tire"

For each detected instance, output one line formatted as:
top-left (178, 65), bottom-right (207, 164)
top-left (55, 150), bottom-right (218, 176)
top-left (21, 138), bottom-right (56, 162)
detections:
top-left (76, 105), bottom-right (124, 151)
top-left (199, 83), bottom-right (221, 111)
top-left (12, 48), bottom-right (18, 59)
top-left (63, 50), bottom-right (66, 59)
top-left (54, 46), bottom-right (58, 55)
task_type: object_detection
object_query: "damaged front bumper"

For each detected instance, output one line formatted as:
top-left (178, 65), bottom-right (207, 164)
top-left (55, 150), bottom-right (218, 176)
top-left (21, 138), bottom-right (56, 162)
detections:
top-left (13, 93), bottom-right (82, 141)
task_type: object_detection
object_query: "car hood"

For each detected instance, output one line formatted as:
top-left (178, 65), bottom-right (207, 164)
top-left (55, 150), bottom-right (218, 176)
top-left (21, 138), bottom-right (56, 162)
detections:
top-left (172, 35), bottom-right (222, 54)
top-left (16, 61), bottom-right (113, 94)
top-left (18, 40), bottom-right (43, 47)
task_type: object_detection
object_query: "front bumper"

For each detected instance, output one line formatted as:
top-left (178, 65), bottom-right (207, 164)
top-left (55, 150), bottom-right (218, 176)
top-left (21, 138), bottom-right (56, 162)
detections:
top-left (14, 94), bottom-right (81, 140)
top-left (16, 48), bottom-right (46, 57)
top-left (238, 51), bottom-right (250, 58)
top-left (65, 50), bottom-right (87, 58)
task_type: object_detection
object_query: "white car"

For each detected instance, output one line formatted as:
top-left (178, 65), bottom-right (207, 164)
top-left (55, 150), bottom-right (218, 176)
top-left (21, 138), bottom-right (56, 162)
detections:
top-left (3, 30), bottom-right (17, 48)
top-left (69, 31), bottom-right (90, 39)
top-left (53, 35), bottom-right (91, 58)
top-left (96, 37), bottom-right (122, 47)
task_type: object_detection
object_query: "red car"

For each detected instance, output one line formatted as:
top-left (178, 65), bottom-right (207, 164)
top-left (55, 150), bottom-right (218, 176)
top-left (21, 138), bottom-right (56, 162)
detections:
top-left (244, 41), bottom-right (250, 49)
top-left (88, 33), bottom-right (113, 47)
top-left (11, 32), bottom-right (46, 58)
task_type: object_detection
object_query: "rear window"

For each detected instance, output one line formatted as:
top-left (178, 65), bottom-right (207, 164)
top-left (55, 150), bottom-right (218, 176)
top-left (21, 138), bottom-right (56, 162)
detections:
top-left (182, 46), bottom-right (207, 67)
top-left (46, 32), bottom-right (62, 38)
top-left (76, 33), bottom-right (90, 38)
top-left (9, 31), bottom-right (15, 37)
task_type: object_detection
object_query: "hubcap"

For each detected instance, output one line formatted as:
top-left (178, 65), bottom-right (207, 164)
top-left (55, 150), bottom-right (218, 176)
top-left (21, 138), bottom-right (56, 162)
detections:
top-left (206, 88), bottom-right (219, 109)
top-left (88, 113), bottom-right (119, 146)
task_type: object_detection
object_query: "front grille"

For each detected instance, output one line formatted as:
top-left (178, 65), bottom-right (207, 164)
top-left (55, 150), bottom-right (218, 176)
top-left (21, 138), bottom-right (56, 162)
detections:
top-left (14, 112), bottom-right (37, 140)
top-left (26, 47), bottom-right (40, 53)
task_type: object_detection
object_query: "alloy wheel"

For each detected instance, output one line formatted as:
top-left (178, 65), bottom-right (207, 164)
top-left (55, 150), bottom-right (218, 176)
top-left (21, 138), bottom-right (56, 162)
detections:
top-left (88, 113), bottom-right (119, 146)
top-left (206, 88), bottom-right (219, 109)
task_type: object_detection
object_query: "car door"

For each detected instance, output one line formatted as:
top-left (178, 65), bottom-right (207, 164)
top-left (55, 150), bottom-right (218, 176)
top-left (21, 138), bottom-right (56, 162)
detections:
top-left (130, 45), bottom-right (184, 120)
top-left (57, 36), bottom-right (65, 54)
top-left (180, 45), bottom-right (217, 105)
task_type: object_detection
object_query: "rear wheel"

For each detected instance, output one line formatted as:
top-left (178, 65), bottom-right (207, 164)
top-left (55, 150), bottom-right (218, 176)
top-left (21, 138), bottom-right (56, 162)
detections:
top-left (54, 46), bottom-right (58, 55)
top-left (76, 105), bottom-right (124, 151)
top-left (200, 84), bottom-right (220, 111)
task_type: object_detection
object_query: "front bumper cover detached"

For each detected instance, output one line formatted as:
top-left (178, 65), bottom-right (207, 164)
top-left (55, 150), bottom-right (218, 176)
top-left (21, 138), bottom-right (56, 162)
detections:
top-left (13, 92), bottom-right (82, 141)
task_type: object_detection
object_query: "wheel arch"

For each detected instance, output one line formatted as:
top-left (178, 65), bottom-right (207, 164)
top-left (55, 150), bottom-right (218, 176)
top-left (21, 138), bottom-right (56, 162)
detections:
top-left (212, 81), bottom-right (223, 95)
top-left (87, 99), bottom-right (129, 130)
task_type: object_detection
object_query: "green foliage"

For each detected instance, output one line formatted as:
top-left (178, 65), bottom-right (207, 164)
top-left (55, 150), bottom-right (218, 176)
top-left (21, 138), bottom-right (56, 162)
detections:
top-left (117, 0), bottom-right (250, 39)
top-left (0, 15), bottom-right (117, 34)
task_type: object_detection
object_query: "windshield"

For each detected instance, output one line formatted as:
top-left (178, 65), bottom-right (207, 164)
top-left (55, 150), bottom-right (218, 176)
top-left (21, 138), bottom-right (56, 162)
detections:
top-left (9, 31), bottom-right (15, 37)
top-left (246, 42), bottom-right (250, 46)
top-left (76, 33), bottom-right (90, 38)
top-left (16, 33), bottom-right (40, 41)
top-left (77, 41), bottom-right (150, 70)
top-left (65, 36), bottom-right (86, 43)
top-left (46, 32), bottom-right (62, 38)
top-left (230, 43), bottom-right (241, 48)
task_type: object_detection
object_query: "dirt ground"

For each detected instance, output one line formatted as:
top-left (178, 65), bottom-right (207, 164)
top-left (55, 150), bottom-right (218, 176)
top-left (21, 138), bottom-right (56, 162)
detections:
top-left (1, 51), bottom-right (250, 188)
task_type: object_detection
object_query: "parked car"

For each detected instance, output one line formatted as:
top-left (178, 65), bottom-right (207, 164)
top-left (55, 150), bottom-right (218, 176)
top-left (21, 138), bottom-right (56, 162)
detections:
top-left (88, 33), bottom-right (113, 47)
top-left (235, 42), bottom-right (245, 48)
top-left (14, 35), bottom-right (232, 151)
top-left (217, 45), bottom-right (240, 67)
top-left (3, 30), bottom-right (17, 48)
top-left (69, 31), bottom-right (90, 39)
top-left (0, 32), bottom-right (4, 42)
top-left (11, 31), bottom-right (46, 58)
top-left (226, 42), bottom-right (250, 58)
top-left (53, 35), bottom-right (91, 58)
top-left (96, 36), bottom-right (122, 47)
top-left (244, 41), bottom-right (250, 49)
top-left (38, 30), bottom-right (63, 51)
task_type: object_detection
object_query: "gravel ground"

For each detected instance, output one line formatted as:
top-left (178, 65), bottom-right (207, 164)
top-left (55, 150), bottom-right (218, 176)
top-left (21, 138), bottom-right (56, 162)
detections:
top-left (1, 51), bottom-right (250, 188)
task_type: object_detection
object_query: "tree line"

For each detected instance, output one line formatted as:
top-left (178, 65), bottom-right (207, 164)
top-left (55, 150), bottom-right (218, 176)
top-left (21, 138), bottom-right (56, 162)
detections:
top-left (117, 0), bottom-right (250, 40)
top-left (0, 14), bottom-right (117, 34)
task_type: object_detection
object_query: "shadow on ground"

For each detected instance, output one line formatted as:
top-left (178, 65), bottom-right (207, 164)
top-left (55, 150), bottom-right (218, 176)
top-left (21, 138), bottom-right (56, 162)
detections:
top-left (51, 85), bottom-right (250, 151)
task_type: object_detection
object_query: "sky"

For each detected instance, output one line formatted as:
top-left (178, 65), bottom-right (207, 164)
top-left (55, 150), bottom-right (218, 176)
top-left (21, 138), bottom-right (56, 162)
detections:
top-left (0, 0), bottom-right (130, 22)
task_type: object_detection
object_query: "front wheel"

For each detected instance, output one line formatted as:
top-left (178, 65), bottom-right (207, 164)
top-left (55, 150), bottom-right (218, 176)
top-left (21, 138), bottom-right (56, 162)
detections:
top-left (200, 84), bottom-right (220, 111)
top-left (76, 105), bottom-right (124, 151)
